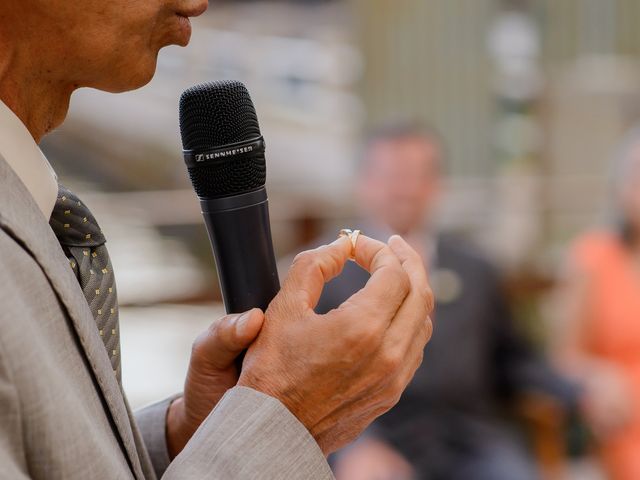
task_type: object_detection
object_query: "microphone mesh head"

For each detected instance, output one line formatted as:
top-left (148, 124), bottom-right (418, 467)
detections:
top-left (179, 80), bottom-right (266, 198)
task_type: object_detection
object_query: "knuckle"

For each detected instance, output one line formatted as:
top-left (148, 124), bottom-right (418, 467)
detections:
top-left (409, 309), bottom-right (433, 347)
top-left (292, 250), bottom-right (316, 269)
top-left (341, 327), bottom-right (362, 349)
top-left (360, 323), bottom-right (383, 347)
top-left (390, 392), bottom-right (402, 409)
top-left (343, 322), bottom-right (378, 351)
top-left (371, 403), bottom-right (392, 419)
top-left (211, 314), bottom-right (233, 336)
top-left (292, 246), bottom-right (344, 280)
top-left (413, 349), bottom-right (425, 371)
top-left (371, 245), bottom-right (390, 268)
top-left (424, 316), bottom-right (434, 343)
top-left (400, 271), bottom-right (412, 294)
top-left (401, 348), bottom-right (422, 378)
top-left (388, 267), bottom-right (411, 296)
top-left (384, 380), bottom-right (405, 409)
top-left (392, 376), bottom-right (407, 398)
top-left (423, 286), bottom-right (435, 313)
top-left (416, 286), bottom-right (435, 316)
top-left (190, 329), bottom-right (209, 357)
top-left (378, 349), bottom-right (402, 376)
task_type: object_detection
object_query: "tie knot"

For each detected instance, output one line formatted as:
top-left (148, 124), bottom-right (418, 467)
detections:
top-left (49, 185), bottom-right (106, 247)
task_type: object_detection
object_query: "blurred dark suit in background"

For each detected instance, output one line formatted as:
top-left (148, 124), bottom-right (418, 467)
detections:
top-left (325, 121), bottom-right (577, 480)
top-left (323, 232), bottom-right (577, 480)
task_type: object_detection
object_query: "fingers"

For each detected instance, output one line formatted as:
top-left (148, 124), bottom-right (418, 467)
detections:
top-left (193, 309), bottom-right (265, 370)
top-left (352, 234), bottom-right (399, 273)
top-left (282, 236), bottom-right (353, 310)
top-left (382, 235), bottom-right (434, 368)
top-left (233, 309), bottom-right (266, 349)
top-left (388, 235), bottom-right (430, 289)
top-left (332, 235), bottom-right (410, 328)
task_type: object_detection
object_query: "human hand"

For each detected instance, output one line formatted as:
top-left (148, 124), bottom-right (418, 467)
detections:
top-left (166, 308), bottom-right (265, 458)
top-left (581, 363), bottom-right (634, 439)
top-left (238, 234), bottom-right (434, 454)
top-left (334, 437), bottom-right (415, 480)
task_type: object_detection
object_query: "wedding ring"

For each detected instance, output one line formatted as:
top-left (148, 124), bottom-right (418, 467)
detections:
top-left (338, 229), bottom-right (362, 260)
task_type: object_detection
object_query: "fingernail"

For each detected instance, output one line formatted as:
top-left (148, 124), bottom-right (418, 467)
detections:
top-left (388, 234), bottom-right (406, 247)
top-left (236, 311), bottom-right (251, 336)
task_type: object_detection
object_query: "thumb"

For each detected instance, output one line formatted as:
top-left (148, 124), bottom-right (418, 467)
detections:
top-left (193, 308), bottom-right (265, 370)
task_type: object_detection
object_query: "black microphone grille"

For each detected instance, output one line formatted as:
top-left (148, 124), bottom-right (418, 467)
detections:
top-left (179, 80), bottom-right (266, 198)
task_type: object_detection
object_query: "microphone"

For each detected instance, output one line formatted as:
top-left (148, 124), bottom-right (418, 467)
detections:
top-left (179, 80), bottom-right (280, 339)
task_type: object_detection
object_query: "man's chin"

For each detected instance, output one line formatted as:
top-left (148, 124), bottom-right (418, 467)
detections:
top-left (94, 59), bottom-right (158, 94)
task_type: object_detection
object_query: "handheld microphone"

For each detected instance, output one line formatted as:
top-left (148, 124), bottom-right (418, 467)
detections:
top-left (179, 80), bottom-right (280, 345)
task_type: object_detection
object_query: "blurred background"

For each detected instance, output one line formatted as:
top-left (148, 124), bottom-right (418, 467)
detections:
top-left (42, 1), bottom-right (640, 478)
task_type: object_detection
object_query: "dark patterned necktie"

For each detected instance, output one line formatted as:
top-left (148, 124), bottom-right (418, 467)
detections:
top-left (49, 185), bottom-right (121, 385)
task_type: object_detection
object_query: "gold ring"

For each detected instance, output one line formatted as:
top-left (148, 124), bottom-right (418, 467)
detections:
top-left (338, 229), bottom-right (362, 260)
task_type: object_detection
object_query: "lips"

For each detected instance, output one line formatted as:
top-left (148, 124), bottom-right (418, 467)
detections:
top-left (169, 1), bottom-right (208, 46)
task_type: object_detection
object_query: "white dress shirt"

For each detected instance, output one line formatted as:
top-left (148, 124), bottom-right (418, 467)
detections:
top-left (0, 100), bottom-right (58, 219)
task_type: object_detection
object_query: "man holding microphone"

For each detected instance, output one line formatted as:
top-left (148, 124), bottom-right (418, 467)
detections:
top-left (0, 1), bottom-right (433, 479)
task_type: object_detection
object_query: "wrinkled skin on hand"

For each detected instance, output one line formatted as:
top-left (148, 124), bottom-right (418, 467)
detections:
top-left (239, 234), bottom-right (434, 454)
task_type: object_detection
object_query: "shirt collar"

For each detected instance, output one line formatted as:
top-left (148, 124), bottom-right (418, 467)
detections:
top-left (0, 99), bottom-right (58, 220)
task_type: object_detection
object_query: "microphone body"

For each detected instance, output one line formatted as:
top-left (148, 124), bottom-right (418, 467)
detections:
top-left (199, 187), bottom-right (279, 313)
top-left (179, 81), bottom-right (281, 368)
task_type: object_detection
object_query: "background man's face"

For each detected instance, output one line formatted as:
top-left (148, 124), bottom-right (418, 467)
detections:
top-left (358, 136), bottom-right (442, 236)
top-left (16, 0), bottom-right (207, 92)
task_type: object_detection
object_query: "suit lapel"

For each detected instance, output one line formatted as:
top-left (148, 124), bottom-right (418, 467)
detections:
top-left (0, 156), bottom-right (145, 479)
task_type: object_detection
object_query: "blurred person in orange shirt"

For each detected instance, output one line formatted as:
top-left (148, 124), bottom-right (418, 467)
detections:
top-left (554, 127), bottom-right (640, 480)
top-left (324, 121), bottom-right (577, 480)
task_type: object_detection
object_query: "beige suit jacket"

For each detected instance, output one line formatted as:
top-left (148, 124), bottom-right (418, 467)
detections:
top-left (0, 154), bottom-right (333, 479)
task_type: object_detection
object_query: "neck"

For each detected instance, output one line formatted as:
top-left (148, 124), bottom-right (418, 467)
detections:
top-left (0, 41), bottom-right (74, 143)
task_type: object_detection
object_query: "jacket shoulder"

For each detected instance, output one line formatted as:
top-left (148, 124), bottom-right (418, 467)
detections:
top-left (437, 234), bottom-right (498, 277)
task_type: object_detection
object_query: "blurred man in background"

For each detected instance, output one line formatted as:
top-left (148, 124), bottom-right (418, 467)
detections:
top-left (325, 122), bottom-right (577, 480)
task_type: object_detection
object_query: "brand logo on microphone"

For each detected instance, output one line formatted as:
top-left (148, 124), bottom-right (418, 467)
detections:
top-left (195, 145), bottom-right (255, 162)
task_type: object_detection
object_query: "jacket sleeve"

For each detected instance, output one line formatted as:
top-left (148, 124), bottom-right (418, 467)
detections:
top-left (0, 336), bottom-right (31, 479)
top-left (134, 394), bottom-right (180, 479)
top-left (162, 386), bottom-right (334, 480)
